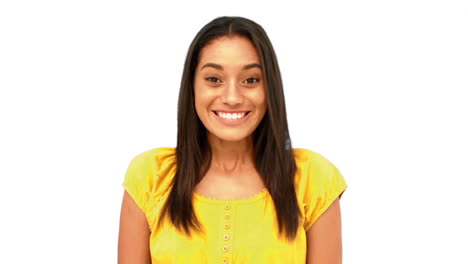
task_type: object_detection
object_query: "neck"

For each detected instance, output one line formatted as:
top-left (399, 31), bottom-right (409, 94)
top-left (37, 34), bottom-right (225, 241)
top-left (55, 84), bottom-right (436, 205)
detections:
top-left (207, 133), bottom-right (256, 174)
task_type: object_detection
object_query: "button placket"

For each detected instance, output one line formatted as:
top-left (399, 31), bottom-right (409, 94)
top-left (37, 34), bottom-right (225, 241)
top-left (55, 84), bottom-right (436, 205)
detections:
top-left (221, 203), bottom-right (233, 264)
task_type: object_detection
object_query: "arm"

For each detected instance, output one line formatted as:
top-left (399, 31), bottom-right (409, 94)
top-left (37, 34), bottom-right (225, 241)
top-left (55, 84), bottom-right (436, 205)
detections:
top-left (118, 191), bottom-right (152, 264)
top-left (306, 198), bottom-right (343, 264)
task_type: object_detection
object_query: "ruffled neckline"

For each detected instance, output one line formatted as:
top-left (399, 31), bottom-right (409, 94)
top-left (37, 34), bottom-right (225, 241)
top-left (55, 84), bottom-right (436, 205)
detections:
top-left (194, 188), bottom-right (269, 205)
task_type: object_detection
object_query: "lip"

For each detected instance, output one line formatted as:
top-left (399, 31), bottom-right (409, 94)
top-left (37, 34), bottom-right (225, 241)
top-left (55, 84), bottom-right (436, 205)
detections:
top-left (212, 109), bottom-right (251, 113)
top-left (212, 110), bottom-right (251, 126)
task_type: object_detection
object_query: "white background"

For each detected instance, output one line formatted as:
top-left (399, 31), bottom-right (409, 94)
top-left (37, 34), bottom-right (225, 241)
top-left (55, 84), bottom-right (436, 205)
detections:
top-left (1, 0), bottom-right (467, 263)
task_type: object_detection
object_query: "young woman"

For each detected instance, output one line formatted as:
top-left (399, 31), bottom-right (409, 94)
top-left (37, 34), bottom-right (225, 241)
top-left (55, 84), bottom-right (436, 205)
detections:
top-left (118, 16), bottom-right (347, 264)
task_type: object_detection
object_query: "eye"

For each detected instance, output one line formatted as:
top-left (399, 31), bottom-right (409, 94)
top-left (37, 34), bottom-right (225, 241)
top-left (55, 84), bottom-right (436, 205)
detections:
top-left (244, 77), bottom-right (260, 84)
top-left (205, 76), bottom-right (221, 83)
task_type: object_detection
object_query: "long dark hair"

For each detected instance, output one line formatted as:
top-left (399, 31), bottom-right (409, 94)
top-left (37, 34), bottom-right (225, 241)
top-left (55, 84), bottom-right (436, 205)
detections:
top-left (159, 16), bottom-right (300, 241)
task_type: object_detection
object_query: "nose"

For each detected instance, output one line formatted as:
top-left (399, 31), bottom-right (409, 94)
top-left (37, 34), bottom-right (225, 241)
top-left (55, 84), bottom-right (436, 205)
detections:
top-left (220, 81), bottom-right (243, 106)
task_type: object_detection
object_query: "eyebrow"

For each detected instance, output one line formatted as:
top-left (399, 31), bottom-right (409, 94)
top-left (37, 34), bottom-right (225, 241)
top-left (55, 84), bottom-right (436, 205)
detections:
top-left (200, 63), bottom-right (262, 71)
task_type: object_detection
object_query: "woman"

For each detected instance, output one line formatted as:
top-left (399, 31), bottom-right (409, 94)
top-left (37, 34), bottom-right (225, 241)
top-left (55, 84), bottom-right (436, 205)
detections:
top-left (118, 16), bottom-right (347, 264)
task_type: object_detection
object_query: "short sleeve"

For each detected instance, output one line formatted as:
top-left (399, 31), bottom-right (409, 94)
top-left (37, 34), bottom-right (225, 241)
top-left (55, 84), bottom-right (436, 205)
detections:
top-left (297, 150), bottom-right (348, 231)
top-left (122, 151), bottom-right (157, 214)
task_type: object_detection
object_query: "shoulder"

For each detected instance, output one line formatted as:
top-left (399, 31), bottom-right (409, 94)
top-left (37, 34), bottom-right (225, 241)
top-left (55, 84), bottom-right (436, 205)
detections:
top-left (128, 146), bottom-right (176, 180)
top-left (292, 148), bottom-right (346, 197)
top-left (292, 148), bottom-right (347, 230)
top-left (292, 148), bottom-right (330, 164)
top-left (292, 148), bottom-right (339, 175)
top-left (123, 147), bottom-right (176, 200)
top-left (129, 147), bottom-right (176, 169)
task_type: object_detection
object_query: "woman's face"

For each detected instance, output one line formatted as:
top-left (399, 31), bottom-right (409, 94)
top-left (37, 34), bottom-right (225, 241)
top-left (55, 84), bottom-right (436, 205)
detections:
top-left (194, 36), bottom-right (267, 143)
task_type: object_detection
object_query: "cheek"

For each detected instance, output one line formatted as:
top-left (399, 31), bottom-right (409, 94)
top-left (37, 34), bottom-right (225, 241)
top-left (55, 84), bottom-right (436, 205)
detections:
top-left (194, 84), bottom-right (204, 116)
top-left (194, 79), bottom-right (205, 104)
top-left (252, 87), bottom-right (267, 110)
top-left (255, 90), bottom-right (267, 120)
top-left (194, 85), bottom-right (214, 116)
top-left (194, 93), bottom-right (206, 120)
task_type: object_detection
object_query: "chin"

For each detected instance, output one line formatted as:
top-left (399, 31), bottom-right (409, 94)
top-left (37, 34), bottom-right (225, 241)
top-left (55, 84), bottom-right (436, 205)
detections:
top-left (209, 130), bottom-right (252, 143)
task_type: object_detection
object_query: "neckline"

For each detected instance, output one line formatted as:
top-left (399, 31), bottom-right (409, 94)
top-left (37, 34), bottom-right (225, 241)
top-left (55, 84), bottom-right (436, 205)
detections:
top-left (194, 188), bottom-right (269, 204)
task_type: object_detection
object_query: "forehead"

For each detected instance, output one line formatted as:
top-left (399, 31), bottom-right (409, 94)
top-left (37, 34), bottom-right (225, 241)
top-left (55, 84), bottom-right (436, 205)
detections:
top-left (198, 36), bottom-right (260, 68)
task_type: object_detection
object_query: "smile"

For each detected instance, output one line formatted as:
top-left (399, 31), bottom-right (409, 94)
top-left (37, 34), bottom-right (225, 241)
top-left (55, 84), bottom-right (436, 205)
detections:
top-left (212, 111), bottom-right (251, 125)
top-left (215, 111), bottom-right (249, 120)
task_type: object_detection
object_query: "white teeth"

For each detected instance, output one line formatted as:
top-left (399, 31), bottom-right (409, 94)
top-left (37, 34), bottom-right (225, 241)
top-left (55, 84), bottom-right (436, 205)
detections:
top-left (217, 112), bottom-right (247, 120)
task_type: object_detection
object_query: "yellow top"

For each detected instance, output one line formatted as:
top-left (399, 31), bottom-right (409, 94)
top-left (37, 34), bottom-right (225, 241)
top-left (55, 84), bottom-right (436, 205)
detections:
top-left (122, 147), bottom-right (347, 264)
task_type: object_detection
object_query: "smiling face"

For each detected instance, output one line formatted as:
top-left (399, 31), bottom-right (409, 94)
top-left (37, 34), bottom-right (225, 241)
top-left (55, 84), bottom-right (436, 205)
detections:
top-left (194, 36), bottom-right (267, 143)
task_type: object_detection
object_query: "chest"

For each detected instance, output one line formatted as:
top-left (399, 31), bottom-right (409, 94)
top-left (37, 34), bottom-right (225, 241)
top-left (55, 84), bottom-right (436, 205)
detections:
top-left (149, 196), bottom-right (307, 264)
top-left (194, 170), bottom-right (266, 200)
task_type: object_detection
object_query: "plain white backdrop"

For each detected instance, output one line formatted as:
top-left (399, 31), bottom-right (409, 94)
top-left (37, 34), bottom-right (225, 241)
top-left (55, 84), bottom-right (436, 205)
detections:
top-left (1, 0), bottom-right (467, 263)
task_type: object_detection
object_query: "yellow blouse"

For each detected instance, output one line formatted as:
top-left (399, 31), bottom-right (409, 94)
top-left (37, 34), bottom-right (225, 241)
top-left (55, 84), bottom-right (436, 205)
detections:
top-left (122, 147), bottom-right (347, 264)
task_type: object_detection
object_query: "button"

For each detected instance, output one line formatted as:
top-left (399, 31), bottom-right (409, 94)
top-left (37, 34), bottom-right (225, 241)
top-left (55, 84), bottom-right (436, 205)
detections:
top-left (223, 234), bottom-right (230, 241)
top-left (224, 204), bottom-right (231, 210)
top-left (224, 224), bottom-right (231, 230)
top-left (222, 257), bottom-right (228, 264)
top-left (223, 246), bottom-right (229, 252)
top-left (224, 214), bottom-right (231, 220)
